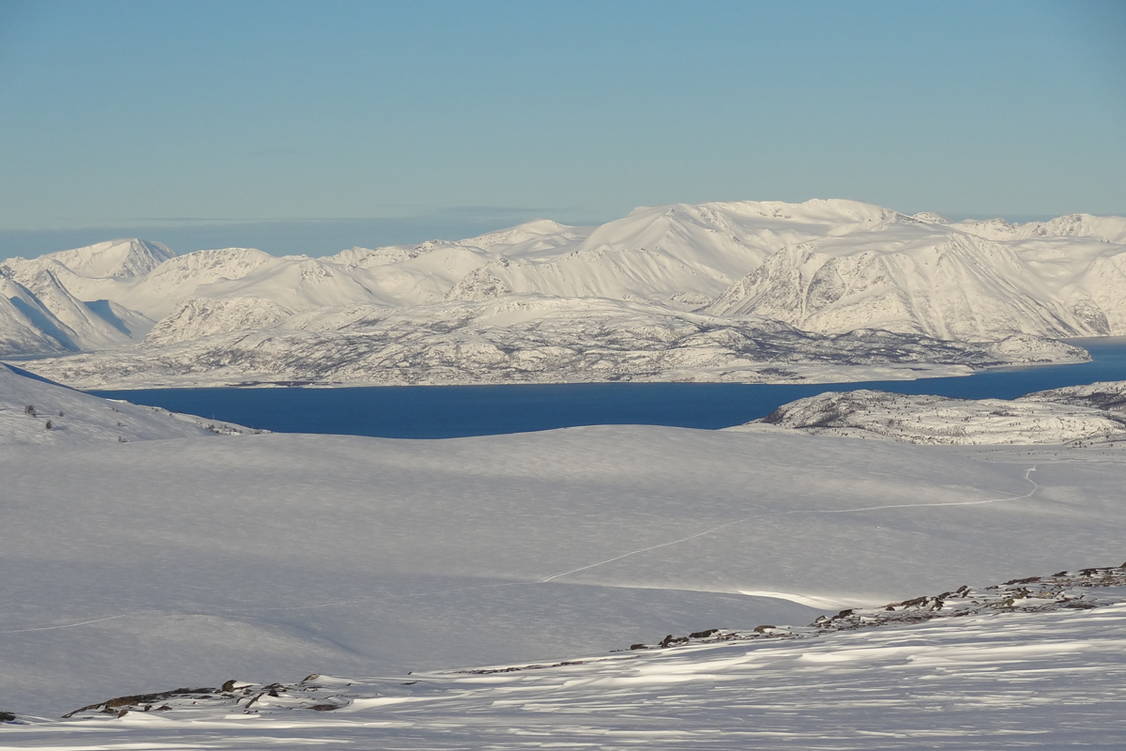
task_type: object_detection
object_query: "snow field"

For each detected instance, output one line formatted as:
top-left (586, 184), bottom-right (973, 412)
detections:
top-left (3, 598), bottom-right (1124, 749)
top-left (3, 425), bottom-right (1125, 717)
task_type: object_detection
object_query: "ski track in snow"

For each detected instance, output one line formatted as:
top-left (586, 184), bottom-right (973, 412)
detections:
top-left (539, 517), bottom-right (759, 583)
top-left (2, 469), bottom-right (1044, 634)
top-left (794, 466), bottom-right (1039, 514)
top-left (541, 467), bottom-right (1039, 584)
top-left (0, 613), bottom-right (134, 634)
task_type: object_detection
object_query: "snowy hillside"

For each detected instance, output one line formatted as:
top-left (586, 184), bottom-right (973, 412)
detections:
top-left (0, 273), bottom-right (74, 354)
top-left (2, 199), bottom-right (1123, 384)
top-left (2, 423), bottom-right (1125, 718)
top-left (5, 567), bottom-right (1122, 749)
top-left (739, 381), bottom-right (1126, 445)
top-left (18, 298), bottom-right (1087, 389)
top-left (0, 362), bottom-right (251, 445)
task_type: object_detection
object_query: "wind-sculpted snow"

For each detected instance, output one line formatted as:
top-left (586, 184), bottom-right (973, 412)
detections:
top-left (17, 297), bottom-right (1087, 389)
top-left (0, 362), bottom-right (252, 445)
top-left (3, 568), bottom-right (1125, 749)
top-left (744, 385), bottom-right (1126, 445)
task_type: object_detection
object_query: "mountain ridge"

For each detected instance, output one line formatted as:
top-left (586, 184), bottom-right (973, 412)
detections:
top-left (2, 199), bottom-right (1122, 386)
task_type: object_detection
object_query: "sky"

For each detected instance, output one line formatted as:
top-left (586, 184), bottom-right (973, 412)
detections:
top-left (1, 0), bottom-right (1124, 257)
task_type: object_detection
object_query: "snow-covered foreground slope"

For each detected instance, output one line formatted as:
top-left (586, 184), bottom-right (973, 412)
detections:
top-left (2, 425), bottom-right (1125, 718)
top-left (3, 572), bottom-right (1125, 749)
top-left (0, 362), bottom-right (251, 445)
top-left (742, 383), bottom-right (1126, 445)
top-left (19, 298), bottom-right (1088, 389)
top-left (2, 200), bottom-right (1123, 387)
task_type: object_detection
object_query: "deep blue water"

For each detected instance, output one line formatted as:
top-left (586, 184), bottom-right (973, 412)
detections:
top-left (91, 337), bottom-right (1126, 439)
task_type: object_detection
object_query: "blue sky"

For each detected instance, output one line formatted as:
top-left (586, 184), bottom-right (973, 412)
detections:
top-left (1, 0), bottom-right (1123, 256)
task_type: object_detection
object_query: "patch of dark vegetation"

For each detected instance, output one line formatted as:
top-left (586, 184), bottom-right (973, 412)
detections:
top-left (60, 678), bottom-right (356, 720)
top-left (62, 688), bottom-right (217, 718)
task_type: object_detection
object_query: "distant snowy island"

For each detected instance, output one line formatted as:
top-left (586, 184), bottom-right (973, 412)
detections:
top-left (3, 198), bottom-right (1123, 389)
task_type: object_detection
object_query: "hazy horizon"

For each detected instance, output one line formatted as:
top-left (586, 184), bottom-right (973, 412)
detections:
top-left (0, 202), bottom-right (1089, 259)
top-left (2, 0), bottom-right (1123, 259)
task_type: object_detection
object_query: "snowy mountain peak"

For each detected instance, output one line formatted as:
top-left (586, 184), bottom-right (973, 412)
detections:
top-left (458, 219), bottom-right (589, 256)
top-left (463, 218), bottom-right (571, 243)
top-left (14, 238), bottom-right (177, 280)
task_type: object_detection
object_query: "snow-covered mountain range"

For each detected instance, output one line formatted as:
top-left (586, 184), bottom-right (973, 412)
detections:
top-left (3, 200), bottom-right (1123, 387)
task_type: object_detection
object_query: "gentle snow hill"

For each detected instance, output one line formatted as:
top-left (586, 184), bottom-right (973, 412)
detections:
top-left (17, 296), bottom-right (1087, 389)
top-left (0, 362), bottom-right (251, 445)
top-left (738, 384), bottom-right (1126, 445)
top-left (2, 426), bottom-right (1125, 715)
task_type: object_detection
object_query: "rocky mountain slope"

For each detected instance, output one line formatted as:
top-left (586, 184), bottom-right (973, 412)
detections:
top-left (2, 200), bottom-right (1122, 385)
top-left (19, 298), bottom-right (1087, 389)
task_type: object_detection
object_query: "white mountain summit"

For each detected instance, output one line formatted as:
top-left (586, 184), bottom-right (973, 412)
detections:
top-left (2, 199), bottom-right (1121, 387)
